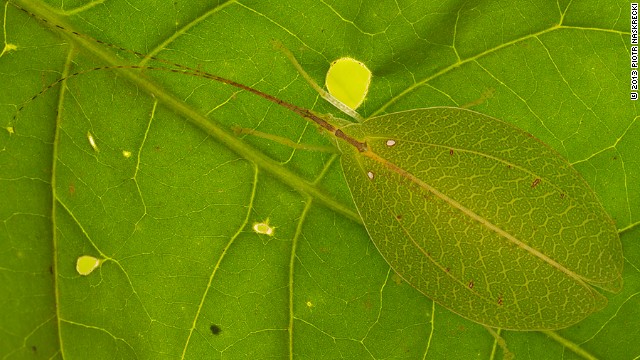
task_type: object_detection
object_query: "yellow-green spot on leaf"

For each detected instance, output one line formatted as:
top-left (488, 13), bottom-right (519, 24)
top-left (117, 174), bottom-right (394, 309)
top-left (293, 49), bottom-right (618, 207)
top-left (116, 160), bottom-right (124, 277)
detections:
top-left (306, 301), bottom-right (313, 308)
top-left (87, 131), bottom-right (99, 152)
top-left (122, 150), bottom-right (132, 158)
top-left (325, 57), bottom-right (371, 110)
top-left (5, 126), bottom-right (14, 134)
top-left (0, 43), bottom-right (17, 57)
top-left (76, 255), bottom-right (101, 276)
top-left (252, 220), bottom-right (275, 236)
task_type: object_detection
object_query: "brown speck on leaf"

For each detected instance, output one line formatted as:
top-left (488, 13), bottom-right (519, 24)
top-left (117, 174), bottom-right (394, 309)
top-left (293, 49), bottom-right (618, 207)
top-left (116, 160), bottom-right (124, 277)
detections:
top-left (613, 156), bottom-right (617, 160)
top-left (560, 193), bottom-right (566, 199)
top-left (498, 296), bottom-right (503, 306)
top-left (395, 214), bottom-right (402, 220)
top-left (449, 149), bottom-right (454, 156)
top-left (531, 178), bottom-right (541, 188)
top-left (468, 281), bottom-right (474, 289)
top-left (445, 267), bottom-right (450, 273)
top-left (69, 183), bottom-right (75, 196)
top-left (210, 324), bottom-right (221, 335)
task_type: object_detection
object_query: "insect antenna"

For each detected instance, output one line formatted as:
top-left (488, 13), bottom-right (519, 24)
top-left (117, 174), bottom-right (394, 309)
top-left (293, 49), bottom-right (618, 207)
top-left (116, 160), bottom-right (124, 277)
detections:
top-left (11, 2), bottom-right (367, 152)
top-left (11, 2), bottom-right (205, 76)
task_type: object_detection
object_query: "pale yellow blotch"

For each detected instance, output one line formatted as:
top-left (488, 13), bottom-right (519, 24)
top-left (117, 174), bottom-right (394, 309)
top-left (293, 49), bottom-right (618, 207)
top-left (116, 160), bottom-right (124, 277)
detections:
top-left (325, 57), bottom-right (372, 110)
top-left (367, 171), bottom-right (374, 180)
top-left (122, 150), bottom-right (132, 158)
top-left (76, 255), bottom-right (101, 276)
top-left (87, 131), bottom-right (99, 152)
top-left (306, 301), bottom-right (313, 308)
top-left (5, 126), bottom-right (14, 135)
top-left (252, 219), bottom-right (275, 236)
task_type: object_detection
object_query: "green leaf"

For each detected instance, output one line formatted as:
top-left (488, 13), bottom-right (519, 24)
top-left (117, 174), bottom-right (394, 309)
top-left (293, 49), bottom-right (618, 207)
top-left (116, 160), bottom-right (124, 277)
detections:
top-left (338, 107), bottom-right (622, 330)
top-left (1, 0), bottom-right (638, 359)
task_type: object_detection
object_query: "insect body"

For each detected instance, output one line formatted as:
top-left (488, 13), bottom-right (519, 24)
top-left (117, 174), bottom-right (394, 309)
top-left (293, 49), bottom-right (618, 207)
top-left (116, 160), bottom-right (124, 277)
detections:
top-left (336, 108), bottom-right (622, 330)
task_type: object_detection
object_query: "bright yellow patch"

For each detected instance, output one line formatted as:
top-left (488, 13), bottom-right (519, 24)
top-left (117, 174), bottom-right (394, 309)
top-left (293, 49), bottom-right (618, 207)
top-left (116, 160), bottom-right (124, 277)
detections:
top-left (325, 57), bottom-right (371, 110)
top-left (122, 150), bottom-right (132, 158)
top-left (76, 255), bottom-right (101, 276)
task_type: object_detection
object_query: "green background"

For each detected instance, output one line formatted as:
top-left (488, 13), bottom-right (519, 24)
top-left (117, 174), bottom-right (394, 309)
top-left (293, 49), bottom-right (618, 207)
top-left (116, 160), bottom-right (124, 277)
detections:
top-left (0, 0), bottom-right (638, 359)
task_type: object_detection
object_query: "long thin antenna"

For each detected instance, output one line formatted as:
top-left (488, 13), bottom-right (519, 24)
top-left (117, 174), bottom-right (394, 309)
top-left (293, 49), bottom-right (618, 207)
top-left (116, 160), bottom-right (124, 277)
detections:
top-left (10, 3), bottom-right (367, 152)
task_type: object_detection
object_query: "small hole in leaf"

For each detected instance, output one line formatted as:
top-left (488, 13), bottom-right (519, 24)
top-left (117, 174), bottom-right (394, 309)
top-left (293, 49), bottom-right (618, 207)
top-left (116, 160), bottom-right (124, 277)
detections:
top-left (253, 220), bottom-right (275, 236)
top-left (386, 139), bottom-right (396, 147)
top-left (325, 57), bottom-right (372, 110)
top-left (76, 255), bottom-right (101, 276)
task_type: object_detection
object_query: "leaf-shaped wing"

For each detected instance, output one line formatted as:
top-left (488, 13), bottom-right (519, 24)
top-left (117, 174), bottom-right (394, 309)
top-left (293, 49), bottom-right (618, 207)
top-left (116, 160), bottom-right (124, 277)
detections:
top-left (338, 107), bottom-right (623, 330)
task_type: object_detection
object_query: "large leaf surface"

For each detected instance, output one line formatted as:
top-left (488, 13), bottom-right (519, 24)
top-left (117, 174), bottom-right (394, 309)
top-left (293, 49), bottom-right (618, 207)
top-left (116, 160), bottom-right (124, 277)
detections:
top-left (0, 0), bottom-right (638, 359)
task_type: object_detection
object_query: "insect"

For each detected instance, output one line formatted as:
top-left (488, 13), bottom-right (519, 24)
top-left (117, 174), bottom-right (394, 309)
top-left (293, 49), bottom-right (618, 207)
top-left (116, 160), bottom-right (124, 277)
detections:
top-left (9, 4), bottom-right (623, 332)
